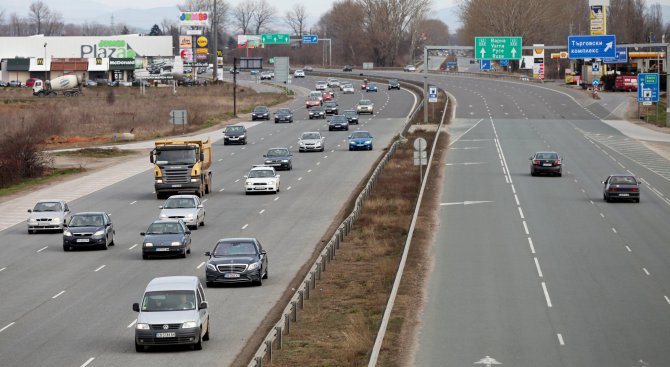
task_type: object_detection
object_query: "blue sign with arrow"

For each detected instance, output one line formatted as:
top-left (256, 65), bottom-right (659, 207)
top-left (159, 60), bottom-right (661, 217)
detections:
top-left (302, 35), bottom-right (318, 44)
top-left (637, 73), bottom-right (659, 103)
top-left (499, 59), bottom-right (509, 67)
top-left (480, 59), bottom-right (491, 70)
top-left (603, 48), bottom-right (628, 64)
top-left (568, 35), bottom-right (617, 59)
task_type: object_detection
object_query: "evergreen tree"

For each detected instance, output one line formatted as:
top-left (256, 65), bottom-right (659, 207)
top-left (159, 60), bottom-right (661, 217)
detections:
top-left (149, 24), bottom-right (162, 36)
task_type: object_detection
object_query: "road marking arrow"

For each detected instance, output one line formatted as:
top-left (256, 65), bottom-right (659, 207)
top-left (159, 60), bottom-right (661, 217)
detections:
top-left (604, 41), bottom-right (613, 52)
top-left (474, 355), bottom-right (502, 366)
top-left (440, 201), bottom-right (493, 206)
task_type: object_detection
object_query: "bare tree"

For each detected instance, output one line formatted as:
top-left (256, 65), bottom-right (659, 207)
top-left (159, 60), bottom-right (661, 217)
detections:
top-left (285, 4), bottom-right (308, 37)
top-left (251, 0), bottom-right (275, 35)
top-left (232, 1), bottom-right (255, 34)
top-left (9, 13), bottom-right (28, 36)
top-left (29, 0), bottom-right (51, 34)
top-left (43, 10), bottom-right (64, 36)
top-left (317, 0), bottom-right (367, 65)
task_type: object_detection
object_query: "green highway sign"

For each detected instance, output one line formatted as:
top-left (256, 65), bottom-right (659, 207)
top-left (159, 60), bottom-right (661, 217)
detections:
top-left (261, 33), bottom-right (290, 44)
top-left (475, 36), bottom-right (522, 60)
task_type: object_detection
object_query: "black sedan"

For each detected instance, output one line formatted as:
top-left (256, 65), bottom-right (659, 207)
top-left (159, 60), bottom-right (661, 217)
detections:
top-left (63, 212), bottom-right (115, 251)
top-left (274, 108), bottom-right (293, 123)
top-left (343, 65), bottom-right (353, 72)
top-left (251, 106), bottom-right (270, 120)
top-left (388, 79), bottom-right (400, 90)
top-left (205, 238), bottom-right (268, 286)
top-left (264, 147), bottom-right (293, 170)
top-left (223, 125), bottom-right (247, 145)
top-left (308, 106), bottom-right (326, 119)
top-left (529, 151), bottom-right (562, 176)
top-left (324, 101), bottom-right (339, 115)
top-left (343, 110), bottom-right (359, 124)
top-left (328, 115), bottom-right (349, 131)
top-left (140, 219), bottom-right (192, 259)
top-left (603, 175), bottom-right (641, 203)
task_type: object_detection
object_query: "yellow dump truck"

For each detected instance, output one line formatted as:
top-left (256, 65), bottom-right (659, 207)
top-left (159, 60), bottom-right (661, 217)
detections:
top-left (151, 138), bottom-right (212, 199)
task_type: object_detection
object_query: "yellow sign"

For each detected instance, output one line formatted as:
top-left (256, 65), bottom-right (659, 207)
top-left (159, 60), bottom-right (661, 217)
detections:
top-left (551, 53), bottom-right (561, 59)
top-left (96, 58), bottom-right (102, 65)
top-left (196, 48), bottom-right (209, 54)
top-left (196, 36), bottom-right (208, 48)
top-left (37, 58), bottom-right (44, 65)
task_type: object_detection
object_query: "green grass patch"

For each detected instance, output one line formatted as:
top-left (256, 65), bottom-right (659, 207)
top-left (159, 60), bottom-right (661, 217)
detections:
top-left (0, 168), bottom-right (86, 197)
top-left (51, 147), bottom-right (137, 158)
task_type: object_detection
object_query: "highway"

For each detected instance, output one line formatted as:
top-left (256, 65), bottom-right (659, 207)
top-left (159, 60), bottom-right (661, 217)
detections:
top-left (399, 74), bottom-right (670, 366)
top-left (0, 74), bottom-right (416, 367)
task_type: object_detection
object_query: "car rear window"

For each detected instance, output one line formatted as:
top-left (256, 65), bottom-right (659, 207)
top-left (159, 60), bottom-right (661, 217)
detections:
top-left (611, 176), bottom-right (636, 184)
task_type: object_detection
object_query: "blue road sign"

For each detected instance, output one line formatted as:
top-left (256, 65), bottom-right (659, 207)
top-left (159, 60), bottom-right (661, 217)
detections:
top-left (480, 59), bottom-right (491, 70)
top-left (592, 62), bottom-right (600, 73)
top-left (592, 79), bottom-right (600, 87)
top-left (568, 35), bottom-right (617, 59)
top-left (603, 48), bottom-right (628, 64)
top-left (302, 35), bottom-right (318, 44)
top-left (499, 59), bottom-right (509, 67)
top-left (428, 86), bottom-right (438, 103)
top-left (637, 73), bottom-right (659, 102)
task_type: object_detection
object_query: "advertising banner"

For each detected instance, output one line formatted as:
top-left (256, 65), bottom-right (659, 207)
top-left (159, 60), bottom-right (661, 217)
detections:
top-left (178, 12), bottom-right (209, 26)
top-left (180, 48), bottom-right (193, 62)
top-left (237, 35), bottom-right (263, 49)
top-left (179, 36), bottom-right (192, 49)
top-left (533, 44), bottom-right (545, 80)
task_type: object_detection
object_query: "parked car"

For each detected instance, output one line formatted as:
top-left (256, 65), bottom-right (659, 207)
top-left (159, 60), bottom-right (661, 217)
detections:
top-left (602, 175), bottom-right (641, 203)
top-left (132, 276), bottom-right (210, 351)
top-left (62, 212), bottom-right (115, 251)
top-left (308, 106), bottom-right (326, 119)
top-left (343, 110), bottom-right (359, 124)
top-left (388, 79), bottom-right (400, 90)
top-left (159, 194), bottom-right (205, 229)
top-left (25, 78), bottom-right (38, 87)
top-left (294, 69), bottom-right (305, 78)
top-left (229, 67), bottom-right (239, 74)
top-left (205, 238), bottom-right (268, 286)
top-left (131, 79), bottom-right (150, 87)
top-left (9, 80), bottom-right (22, 87)
top-left (366, 82), bottom-right (378, 92)
top-left (343, 65), bottom-right (353, 72)
top-left (27, 199), bottom-right (70, 234)
top-left (263, 147), bottom-right (293, 170)
top-left (251, 105), bottom-right (270, 120)
top-left (0, 80), bottom-right (8, 87)
top-left (274, 108), bottom-right (293, 123)
top-left (140, 219), bottom-right (192, 259)
top-left (356, 99), bottom-right (374, 115)
top-left (324, 101), bottom-right (339, 115)
top-left (529, 151), bottom-right (562, 176)
top-left (404, 64), bottom-right (416, 72)
top-left (223, 125), bottom-right (247, 145)
top-left (328, 115), bottom-right (349, 131)
top-left (348, 130), bottom-right (374, 151)
top-left (85, 80), bottom-right (99, 87)
top-left (244, 165), bottom-right (280, 194)
top-left (298, 131), bottom-right (325, 152)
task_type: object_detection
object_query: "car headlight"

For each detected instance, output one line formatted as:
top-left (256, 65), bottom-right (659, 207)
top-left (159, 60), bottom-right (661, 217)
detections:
top-left (93, 229), bottom-right (105, 236)
top-left (190, 178), bottom-right (198, 183)
top-left (206, 263), bottom-right (217, 271)
top-left (239, 134), bottom-right (245, 138)
top-left (159, 213), bottom-right (167, 219)
top-left (144, 242), bottom-right (153, 247)
top-left (155, 179), bottom-right (163, 184)
top-left (136, 323), bottom-right (150, 330)
top-left (315, 142), bottom-right (322, 146)
top-left (265, 160), bottom-right (272, 164)
top-left (299, 142), bottom-right (306, 146)
top-left (52, 218), bottom-right (61, 224)
top-left (182, 321), bottom-right (197, 329)
top-left (365, 140), bottom-right (372, 144)
top-left (184, 213), bottom-right (194, 219)
top-left (248, 262), bottom-right (261, 271)
top-left (28, 218), bottom-right (38, 224)
top-left (281, 160), bottom-right (289, 163)
top-left (246, 181), bottom-right (253, 186)
top-left (63, 230), bottom-right (72, 236)
top-left (171, 241), bottom-right (181, 247)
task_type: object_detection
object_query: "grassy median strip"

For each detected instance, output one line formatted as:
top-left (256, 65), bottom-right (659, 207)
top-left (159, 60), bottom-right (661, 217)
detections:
top-left (51, 147), bottom-right (137, 158)
top-left (0, 168), bottom-right (86, 198)
top-left (266, 130), bottom-right (448, 367)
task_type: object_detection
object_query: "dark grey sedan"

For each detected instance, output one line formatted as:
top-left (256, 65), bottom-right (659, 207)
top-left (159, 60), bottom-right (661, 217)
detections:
top-left (223, 125), bottom-right (247, 145)
top-left (264, 147), bottom-right (293, 170)
top-left (343, 110), bottom-right (359, 124)
top-left (251, 106), bottom-right (270, 120)
top-left (328, 115), bottom-right (349, 131)
top-left (63, 212), bottom-right (115, 251)
top-left (205, 238), bottom-right (268, 286)
top-left (308, 106), bottom-right (326, 119)
top-left (274, 108), bottom-right (293, 123)
top-left (530, 151), bottom-right (562, 176)
top-left (603, 175), bottom-right (641, 203)
top-left (141, 219), bottom-right (192, 259)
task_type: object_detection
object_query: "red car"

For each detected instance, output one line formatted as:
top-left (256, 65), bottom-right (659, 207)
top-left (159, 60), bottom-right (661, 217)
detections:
top-left (25, 78), bottom-right (39, 87)
top-left (305, 97), bottom-right (321, 108)
top-left (322, 91), bottom-right (334, 101)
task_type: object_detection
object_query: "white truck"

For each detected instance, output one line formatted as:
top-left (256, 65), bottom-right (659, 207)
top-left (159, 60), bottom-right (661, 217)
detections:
top-left (32, 75), bottom-right (83, 97)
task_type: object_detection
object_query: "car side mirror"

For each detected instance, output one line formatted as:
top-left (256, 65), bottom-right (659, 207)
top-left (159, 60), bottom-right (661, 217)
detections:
top-left (204, 251), bottom-right (211, 257)
top-left (348, 135), bottom-right (352, 139)
top-left (263, 154), bottom-right (267, 157)
top-left (140, 232), bottom-right (146, 236)
top-left (199, 301), bottom-right (208, 310)
top-left (132, 303), bottom-right (140, 312)
top-left (243, 175), bottom-right (248, 179)
top-left (185, 229), bottom-right (191, 234)
top-left (601, 181), bottom-right (606, 184)
top-left (27, 209), bottom-right (32, 213)
top-left (158, 206), bottom-right (164, 209)
top-left (276, 175), bottom-right (281, 178)
top-left (261, 250), bottom-right (267, 255)
top-left (197, 204), bottom-right (203, 208)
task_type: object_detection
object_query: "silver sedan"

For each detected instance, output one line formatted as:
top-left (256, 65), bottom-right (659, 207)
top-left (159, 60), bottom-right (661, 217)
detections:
top-left (159, 195), bottom-right (206, 229)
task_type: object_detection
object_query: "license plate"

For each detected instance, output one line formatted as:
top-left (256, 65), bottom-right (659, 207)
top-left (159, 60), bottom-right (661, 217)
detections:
top-left (156, 248), bottom-right (170, 251)
top-left (76, 239), bottom-right (89, 243)
top-left (224, 273), bottom-right (240, 278)
top-left (156, 332), bottom-right (176, 338)
top-left (542, 163), bottom-right (552, 167)
top-left (171, 184), bottom-right (182, 188)
top-left (619, 193), bottom-right (629, 197)
top-left (358, 144), bottom-right (365, 146)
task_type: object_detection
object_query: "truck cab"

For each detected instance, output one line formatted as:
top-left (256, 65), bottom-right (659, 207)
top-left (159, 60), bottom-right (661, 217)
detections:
top-left (151, 138), bottom-right (212, 199)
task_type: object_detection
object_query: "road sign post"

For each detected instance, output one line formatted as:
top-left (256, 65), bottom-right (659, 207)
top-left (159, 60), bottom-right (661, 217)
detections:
top-left (568, 35), bottom-right (616, 59)
top-left (413, 137), bottom-right (428, 184)
top-left (479, 59), bottom-right (491, 70)
top-left (474, 37), bottom-right (522, 60)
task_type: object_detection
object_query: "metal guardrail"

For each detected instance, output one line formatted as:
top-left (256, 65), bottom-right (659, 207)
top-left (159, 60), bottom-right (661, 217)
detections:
top-left (246, 72), bottom-right (426, 367)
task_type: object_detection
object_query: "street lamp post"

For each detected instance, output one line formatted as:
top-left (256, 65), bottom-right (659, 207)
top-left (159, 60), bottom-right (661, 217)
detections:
top-left (43, 42), bottom-right (47, 80)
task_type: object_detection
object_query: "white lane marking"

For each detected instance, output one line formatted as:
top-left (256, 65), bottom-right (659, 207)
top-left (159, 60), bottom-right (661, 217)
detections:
top-left (522, 221), bottom-right (529, 235)
top-left (36, 246), bottom-right (48, 253)
top-left (528, 237), bottom-right (536, 254)
top-left (612, 227), bottom-right (617, 233)
top-left (52, 290), bottom-right (66, 299)
top-left (0, 322), bottom-right (15, 333)
top-left (298, 177), bottom-right (303, 181)
top-left (590, 200), bottom-right (595, 205)
top-left (0, 267), bottom-right (6, 272)
top-left (307, 169), bottom-right (312, 173)
top-left (316, 162), bottom-right (321, 166)
top-left (129, 244), bottom-right (138, 250)
top-left (541, 282), bottom-right (553, 307)
top-left (202, 199), bottom-right (208, 203)
top-left (231, 152), bottom-right (236, 155)
top-left (94, 265), bottom-right (106, 272)
top-left (518, 207), bottom-right (525, 219)
top-left (241, 224), bottom-right (248, 230)
top-left (625, 245), bottom-right (632, 252)
top-left (80, 357), bottom-right (95, 367)
top-left (196, 262), bottom-right (205, 269)
top-left (219, 188), bottom-right (225, 192)
top-left (514, 195), bottom-right (520, 206)
top-left (511, 184), bottom-right (516, 194)
top-left (534, 257), bottom-right (543, 277)
top-left (557, 333), bottom-right (565, 346)
top-left (130, 201), bottom-right (137, 205)
top-left (274, 197), bottom-right (279, 201)
top-left (234, 179), bottom-right (240, 183)
top-left (665, 295), bottom-right (670, 305)
top-left (127, 320), bottom-right (137, 328)
top-left (643, 268), bottom-right (650, 276)
top-left (324, 155), bottom-right (328, 159)
top-left (218, 158), bottom-right (223, 162)
top-left (618, 162), bottom-right (626, 169)
top-left (287, 186), bottom-right (292, 191)
top-left (440, 201), bottom-right (493, 206)
top-left (259, 209), bottom-right (265, 214)
top-left (600, 213), bottom-right (605, 218)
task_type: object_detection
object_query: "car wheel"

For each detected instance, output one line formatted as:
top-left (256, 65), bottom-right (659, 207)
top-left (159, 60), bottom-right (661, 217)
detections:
top-left (369, 145), bottom-right (373, 151)
top-left (63, 245), bottom-right (69, 252)
top-left (530, 170), bottom-right (536, 176)
top-left (101, 239), bottom-right (108, 250)
top-left (193, 220), bottom-right (199, 230)
top-left (193, 336), bottom-right (203, 350)
top-left (635, 198), bottom-right (640, 203)
top-left (200, 215), bottom-right (205, 227)
top-left (135, 342), bottom-right (145, 352)
top-left (202, 320), bottom-right (210, 341)
top-left (181, 249), bottom-right (187, 258)
top-left (206, 281), bottom-right (214, 288)
top-left (556, 172), bottom-right (562, 177)
top-left (142, 253), bottom-right (148, 260)
top-left (349, 147), bottom-right (353, 151)
top-left (263, 267), bottom-right (268, 279)
top-left (254, 271), bottom-right (263, 286)
top-left (28, 229), bottom-right (34, 234)
top-left (109, 232), bottom-right (115, 246)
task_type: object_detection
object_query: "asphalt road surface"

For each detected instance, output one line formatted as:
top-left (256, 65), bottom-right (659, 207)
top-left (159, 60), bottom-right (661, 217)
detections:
top-left (0, 74), bottom-right (416, 367)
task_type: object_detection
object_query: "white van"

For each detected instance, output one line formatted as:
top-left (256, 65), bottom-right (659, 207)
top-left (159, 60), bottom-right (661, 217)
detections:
top-left (132, 276), bottom-right (210, 351)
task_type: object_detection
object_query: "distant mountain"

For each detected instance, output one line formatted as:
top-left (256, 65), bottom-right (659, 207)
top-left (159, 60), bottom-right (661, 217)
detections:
top-left (0, 0), bottom-right (114, 19)
top-left (64, 6), bottom-right (180, 32)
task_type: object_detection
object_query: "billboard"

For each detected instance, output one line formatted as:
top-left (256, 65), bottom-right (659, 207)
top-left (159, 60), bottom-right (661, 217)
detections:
top-left (178, 12), bottom-right (210, 26)
top-left (180, 48), bottom-right (193, 62)
top-left (237, 35), bottom-right (263, 49)
top-left (179, 36), bottom-right (192, 48)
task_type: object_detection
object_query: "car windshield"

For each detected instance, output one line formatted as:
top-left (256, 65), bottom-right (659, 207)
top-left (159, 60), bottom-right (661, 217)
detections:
top-left (141, 290), bottom-right (196, 311)
top-left (249, 169), bottom-right (275, 178)
top-left (311, 107), bottom-right (324, 112)
top-left (33, 202), bottom-right (62, 212)
top-left (390, 79), bottom-right (398, 83)
top-left (226, 126), bottom-right (244, 133)
top-left (155, 148), bottom-right (197, 165)
top-left (317, 81), bottom-right (326, 85)
top-left (277, 109), bottom-right (291, 114)
top-left (344, 110), bottom-right (356, 116)
top-left (351, 132), bottom-right (371, 139)
top-left (610, 176), bottom-right (637, 184)
top-left (254, 107), bottom-right (267, 113)
top-left (359, 100), bottom-right (372, 105)
top-left (325, 102), bottom-right (336, 107)
top-left (267, 149), bottom-right (289, 157)
top-left (331, 116), bottom-right (348, 122)
top-left (164, 198), bottom-right (196, 209)
top-left (302, 133), bottom-right (320, 140)
top-left (214, 241), bottom-right (257, 256)
top-left (69, 215), bottom-right (104, 227)
top-left (147, 222), bottom-right (183, 234)
top-left (536, 153), bottom-right (558, 160)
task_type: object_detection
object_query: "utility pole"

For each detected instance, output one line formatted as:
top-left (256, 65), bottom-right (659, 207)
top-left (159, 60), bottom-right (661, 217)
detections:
top-left (233, 57), bottom-right (237, 117)
top-left (212, 0), bottom-right (218, 82)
